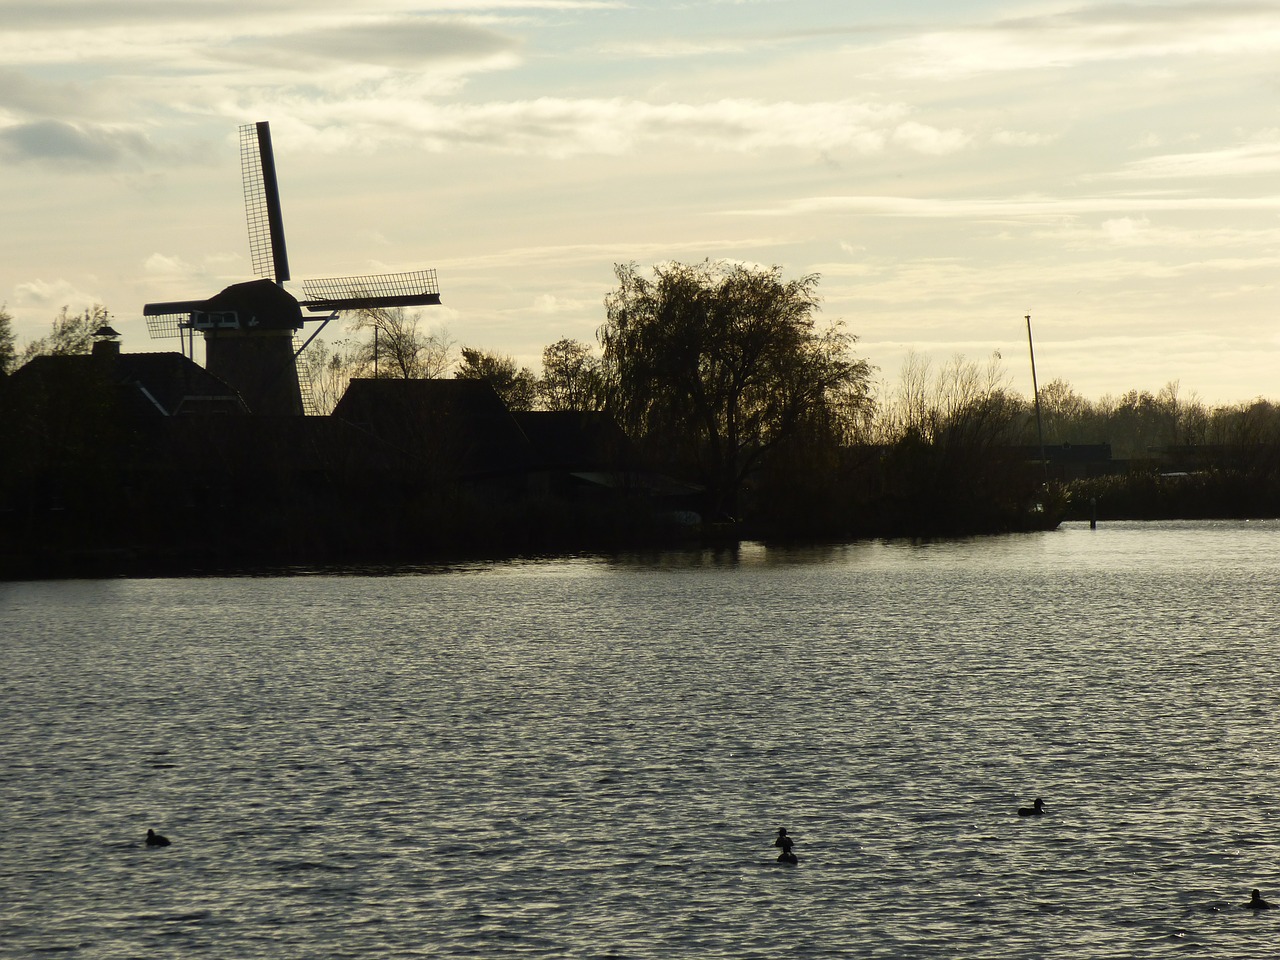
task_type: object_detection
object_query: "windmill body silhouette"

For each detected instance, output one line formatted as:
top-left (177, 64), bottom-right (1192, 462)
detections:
top-left (144, 122), bottom-right (440, 415)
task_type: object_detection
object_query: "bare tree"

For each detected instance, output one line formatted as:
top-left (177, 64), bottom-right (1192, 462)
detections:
top-left (297, 337), bottom-right (363, 415)
top-left (884, 350), bottom-right (933, 440)
top-left (0, 305), bottom-right (15, 375)
top-left (349, 306), bottom-right (453, 380)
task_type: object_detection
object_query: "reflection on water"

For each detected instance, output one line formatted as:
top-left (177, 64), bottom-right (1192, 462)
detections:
top-left (3, 521), bottom-right (1280, 958)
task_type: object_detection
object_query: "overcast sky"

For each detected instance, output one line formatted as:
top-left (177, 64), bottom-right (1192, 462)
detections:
top-left (3, 0), bottom-right (1279, 404)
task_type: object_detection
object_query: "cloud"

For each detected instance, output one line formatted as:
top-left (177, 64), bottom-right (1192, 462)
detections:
top-left (732, 193), bottom-right (1280, 219)
top-left (876, 3), bottom-right (1280, 79)
top-left (1109, 136), bottom-right (1280, 180)
top-left (1039, 217), bottom-right (1280, 251)
top-left (0, 69), bottom-right (100, 117)
top-left (228, 18), bottom-right (520, 72)
top-left (143, 253), bottom-right (199, 278)
top-left (891, 121), bottom-right (969, 155)
top-left (13, 277), bottom-right (98, 309)
top-left (359, 97), bottom-right (912, 157)
top-left (2, 0), bottom-right (617, 31)
top-left (3, 0), bottom-right (297, 30)
top-left (432, 236), bottom-right (795, 274)
top-left (0, 120), bottom-right (154, 167)
top-left (1102, 216), bottom-right (1153, 244)
top-left (991, 129), bottom-right (1058, 147)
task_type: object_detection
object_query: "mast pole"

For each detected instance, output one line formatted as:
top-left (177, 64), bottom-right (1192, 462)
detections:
top-left (1026, 314), bottom-right (1047, 479)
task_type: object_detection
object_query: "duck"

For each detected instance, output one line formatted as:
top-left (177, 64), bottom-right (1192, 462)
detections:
top-left (774, 827), bottom-right (798, 864)
top-left (1018, 798), bottom-right (1045, 817)
top-left (1244, 888), bottom-right (1273, 910)
top-left (146, 829), bottom-right (171, 847)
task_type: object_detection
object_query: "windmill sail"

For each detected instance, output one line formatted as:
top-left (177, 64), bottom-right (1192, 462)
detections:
top-left (241, 121), bottom-right (290, 282)
top-left (299, 270), bottom-right (441, 312)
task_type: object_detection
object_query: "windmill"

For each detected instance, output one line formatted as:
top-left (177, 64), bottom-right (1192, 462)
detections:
top-left (144, 121), bottom-right (440, 415)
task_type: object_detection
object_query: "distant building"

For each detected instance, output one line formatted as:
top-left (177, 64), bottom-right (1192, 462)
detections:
top-left (0, 338), bottom-right (698, 575)
top-left (10, 331), bottom-right (249, 418)
top-left (1016, 442), bottom-right (1116, 480)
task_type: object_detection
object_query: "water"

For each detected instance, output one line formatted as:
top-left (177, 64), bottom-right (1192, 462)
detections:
top-left (3, 520), bottom-right (1280, 958)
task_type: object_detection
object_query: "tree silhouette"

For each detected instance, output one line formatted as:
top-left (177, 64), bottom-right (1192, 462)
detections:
top-left (601, 260), bottom-right (870, 516)
top-left (0, 305), bottom-right (15, 376)
top-left (20, 304), bottom-right (110, 364)
top-left (538, 338), bottom-right (605, 412)
top-left (456, 347), bottom-right (537, 411)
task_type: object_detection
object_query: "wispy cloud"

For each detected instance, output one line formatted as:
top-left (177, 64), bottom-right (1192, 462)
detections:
top-left (1041, 216), bottom-right (1280, 251)
top-left (278, 97), bottom-right (921, 158)
top-left (732, 193), bottom-right (1280, 219)
top-left (433, 236), bottom-right (798, 274)
top-left (991, 129), bottom-right (1058, 147)
top-left (222, 18), bottom-right (520, 72)
top-left (0, 120), bottom-right (155, 166)
top-left (0, 69), bottom-right (102, 117)
top-left (891, 120), bottom-right (969, 155)
top-left (874, 3), bottom-right (1280, 79)
top-left (2, 0), bottom-right (618, 31)
top-left (1109, 135), bottom-right (1280, 180)
top-left (12, 276), bottom-right (101, 310)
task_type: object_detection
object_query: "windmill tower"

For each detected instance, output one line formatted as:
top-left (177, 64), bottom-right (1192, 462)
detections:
top-left (145, 121), bottom-right (441, 415)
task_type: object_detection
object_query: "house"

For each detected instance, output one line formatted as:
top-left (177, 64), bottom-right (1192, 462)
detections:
top-left (333, 378), bottom-right (531, 490)
top-left (0, 337), bottom-right (696, 574)
top-left (7, 327), bottom-right (249, 419)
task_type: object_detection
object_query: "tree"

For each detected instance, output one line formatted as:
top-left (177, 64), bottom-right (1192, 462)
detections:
top-left (297, 337), bottom-right (362, 416)
top-left (0, 305), bottom-right (15, 376)
top-left (600, 260), bottom-right (871, 516)
top-left (21, 304), bottom-right (110, 364)
top-left (349, 306), bottom-right (452, 380)
top-left (456, 347), bottom-right (537, 411)
top-left (538, 338), bottom-right (605, 412)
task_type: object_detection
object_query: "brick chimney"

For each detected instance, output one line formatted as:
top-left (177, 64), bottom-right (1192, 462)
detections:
top-left (92, 325), bottom-right (121, 370)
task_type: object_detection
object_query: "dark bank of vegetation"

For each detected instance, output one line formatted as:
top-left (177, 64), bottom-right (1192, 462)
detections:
top-left (4, 263), bottom-right (1280, 577)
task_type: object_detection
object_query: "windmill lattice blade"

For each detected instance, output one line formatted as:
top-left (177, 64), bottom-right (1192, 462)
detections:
top-left (145, 313), bottom-right (189, 339)
top-left (299, 269), bottom-right (441, 311)
top-left (240, 121), bottom-right (290, 282)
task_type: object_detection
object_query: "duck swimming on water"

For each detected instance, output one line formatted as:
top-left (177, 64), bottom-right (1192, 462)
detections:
top-left (1244, 889), bottom-right (1273, 910)
top-left (774, 828), bottom-right (798, 864)
top-left (146, 829), bottom-right (171, 847)
top-left (1018, 798), bottom-right (1045, 817)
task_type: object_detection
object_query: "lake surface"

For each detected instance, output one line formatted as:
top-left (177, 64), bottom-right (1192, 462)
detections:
top-left (3, 520), bottom-right (1279, 958)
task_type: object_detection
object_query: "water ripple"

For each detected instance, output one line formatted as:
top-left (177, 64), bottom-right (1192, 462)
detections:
top-left (3, 522), bottom-right (1280, 958)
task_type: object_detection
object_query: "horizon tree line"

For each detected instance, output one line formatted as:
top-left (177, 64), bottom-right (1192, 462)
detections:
top-left (5, 276), bottom-right (1280, 474)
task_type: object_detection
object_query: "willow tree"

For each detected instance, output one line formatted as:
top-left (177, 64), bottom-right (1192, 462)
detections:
top-left (601, 260), bottom-right (871, 517)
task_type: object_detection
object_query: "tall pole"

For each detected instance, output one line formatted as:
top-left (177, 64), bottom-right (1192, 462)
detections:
top-left (1026, 314), bottom-right (1047, 480)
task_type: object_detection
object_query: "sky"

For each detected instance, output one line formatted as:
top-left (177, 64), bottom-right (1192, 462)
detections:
top-left (3, 0), bottom-right (1280, 406)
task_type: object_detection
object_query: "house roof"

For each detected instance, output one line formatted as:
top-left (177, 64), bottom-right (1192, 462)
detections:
top-left (511, 410), bottom-right (637, 471)
top-left (333, 378), bottom-right (530, 477)
top-left (9, 351), bottom-right (247, 417)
